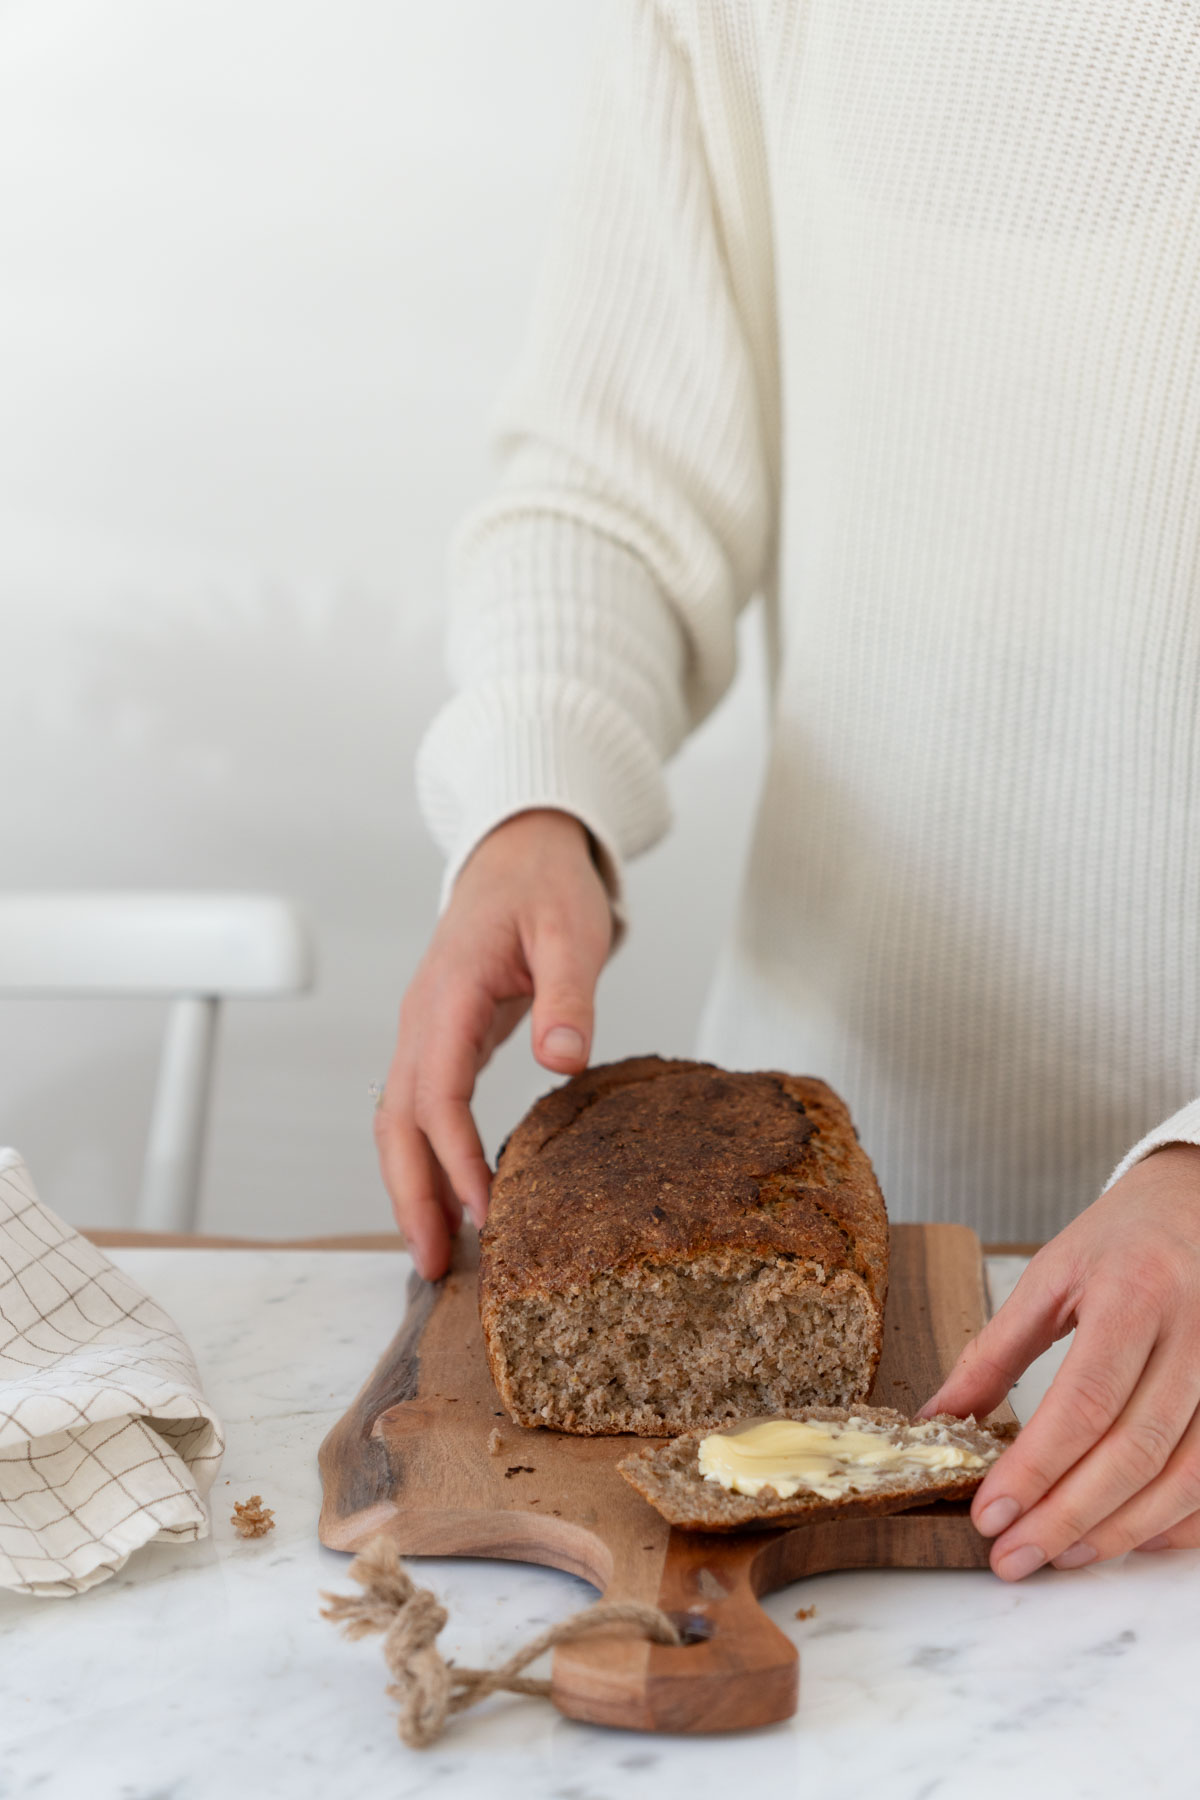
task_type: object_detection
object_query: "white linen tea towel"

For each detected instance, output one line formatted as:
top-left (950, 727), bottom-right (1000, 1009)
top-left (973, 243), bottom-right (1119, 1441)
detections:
top-left (0, 1148), bottom-right (224, 1597)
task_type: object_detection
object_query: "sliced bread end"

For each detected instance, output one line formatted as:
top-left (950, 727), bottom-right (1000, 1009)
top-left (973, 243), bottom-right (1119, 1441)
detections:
top-left (616, 1405), bottom-right (1017, 1532)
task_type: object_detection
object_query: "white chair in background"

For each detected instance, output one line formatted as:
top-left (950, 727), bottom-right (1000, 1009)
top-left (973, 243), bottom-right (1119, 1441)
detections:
top-left (0, 892), bottom-right (316, 1233)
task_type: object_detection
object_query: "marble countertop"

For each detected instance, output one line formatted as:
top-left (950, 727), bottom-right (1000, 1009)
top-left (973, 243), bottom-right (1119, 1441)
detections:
top-left (1, 1248), bottom-right (1194, 1800)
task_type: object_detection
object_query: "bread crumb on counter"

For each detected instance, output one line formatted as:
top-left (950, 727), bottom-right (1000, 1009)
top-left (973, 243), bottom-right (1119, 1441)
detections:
top-left (487, 1427), bottom-right (503, 1455)
top-left (231, 1494), bottom-right (275, 1538)
top-left (795, 1605), bottom-right (817, 1621)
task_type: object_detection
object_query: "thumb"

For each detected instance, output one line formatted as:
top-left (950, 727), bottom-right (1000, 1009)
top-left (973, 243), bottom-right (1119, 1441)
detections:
top-left (526, 911), bottom-right (605, 1075)
top-left (918, 1257), bottom-right (1068, 1420)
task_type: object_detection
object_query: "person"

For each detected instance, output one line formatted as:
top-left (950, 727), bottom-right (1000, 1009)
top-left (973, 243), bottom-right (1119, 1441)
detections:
top-left (374, 1), bottom-right (1200, 1582)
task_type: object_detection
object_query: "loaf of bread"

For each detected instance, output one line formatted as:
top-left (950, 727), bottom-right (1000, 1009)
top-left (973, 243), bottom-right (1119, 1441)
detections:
top-left (616, 1407), bottom-right (1016, 1530)
top-left (479, 1055), bottom-right (889, 1436)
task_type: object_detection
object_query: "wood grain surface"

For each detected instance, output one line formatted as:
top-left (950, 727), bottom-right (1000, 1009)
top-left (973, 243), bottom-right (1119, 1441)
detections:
top-left (82, 1229), bottom-right (1042, 1255)
top-left (318, 1223), bottom-right (1015, 1734)
top-left (83, 1228), bottom-right (409, 1251)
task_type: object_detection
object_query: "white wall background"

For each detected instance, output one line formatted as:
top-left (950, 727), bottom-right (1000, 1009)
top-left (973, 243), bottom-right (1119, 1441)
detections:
top-left (0, 0), bottom-right (767, 1234)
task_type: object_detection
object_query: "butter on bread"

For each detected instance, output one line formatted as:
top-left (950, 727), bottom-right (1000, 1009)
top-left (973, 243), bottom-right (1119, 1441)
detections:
top-left (617, 1405), bottom-right (1017, 1531)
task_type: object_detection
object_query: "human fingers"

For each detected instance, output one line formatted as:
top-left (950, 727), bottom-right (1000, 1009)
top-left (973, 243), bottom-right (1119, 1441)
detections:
top-left (524, 899), bottom-right (611, 1074)
top-left (1043, 1393), bottom-right (1200, 1568)
top-left (433, 1159), bottom-right (464, 1238)
top-left (410, 985), bottom-right (496, 1229)
top-left (373, 1102), bottom-right (457, 1281)
top-left (479, 994), bottom-right (533, 1064)
top-left (987, 1325), bottom-right (1198, 1576)
top-left (1135, 1504), bottom-right (1200, 1553)
top-left (919, 1248), bottom-right (1074, 1424)
top-left (966, 1300), bottom-right (1158, 1574)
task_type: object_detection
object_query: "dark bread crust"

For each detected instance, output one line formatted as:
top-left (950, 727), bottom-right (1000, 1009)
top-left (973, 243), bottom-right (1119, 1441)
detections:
top-left (481, 1055), bottom-right (887, 1301)
top-left (479, 1057), bottom-right (890, 1428)
top-left (617, 1407), bottom-right (1019, 1533)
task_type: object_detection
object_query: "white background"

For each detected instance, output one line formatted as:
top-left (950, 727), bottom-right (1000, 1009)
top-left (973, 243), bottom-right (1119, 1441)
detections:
top-left (0, 0), bottom-right (766, 1233)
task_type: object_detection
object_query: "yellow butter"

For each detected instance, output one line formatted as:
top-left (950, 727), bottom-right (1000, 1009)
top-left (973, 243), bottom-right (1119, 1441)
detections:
top-left (696, 1416), bottom-right (988, 1501)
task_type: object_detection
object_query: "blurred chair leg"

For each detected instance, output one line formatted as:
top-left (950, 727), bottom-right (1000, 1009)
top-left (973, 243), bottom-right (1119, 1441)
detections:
top-left (136, 995), bottom-right (219, 1232)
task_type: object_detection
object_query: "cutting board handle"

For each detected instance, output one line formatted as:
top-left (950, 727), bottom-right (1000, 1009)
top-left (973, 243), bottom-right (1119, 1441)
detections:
top-left (551, 1531), bottom-right (797, 1734)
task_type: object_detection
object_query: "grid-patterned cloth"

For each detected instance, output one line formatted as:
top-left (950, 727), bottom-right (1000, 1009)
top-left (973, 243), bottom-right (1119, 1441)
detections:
top-left (0, 1148), bottom-right (224, 1597)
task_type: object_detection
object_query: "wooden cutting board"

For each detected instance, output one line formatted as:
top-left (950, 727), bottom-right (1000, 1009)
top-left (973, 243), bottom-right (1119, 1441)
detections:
top-left (318, 1222), bottom-right (1013, 1734)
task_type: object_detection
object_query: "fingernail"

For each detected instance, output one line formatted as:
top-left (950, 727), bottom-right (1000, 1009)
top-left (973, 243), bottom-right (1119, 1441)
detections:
top-left (1052, 1542), bottom-right (1098, 1570)
top-left (916, 1399), bottom-right (941, 1420)
top-left (543, 1026), bottom-right (584, 1062)
top-left (977, 1496), bottom-right (1022, 1536)
top-left (1136, 1534), bottom-right (1172, 1552)
top-left (996, 1543), bottom-right (1045, 1582)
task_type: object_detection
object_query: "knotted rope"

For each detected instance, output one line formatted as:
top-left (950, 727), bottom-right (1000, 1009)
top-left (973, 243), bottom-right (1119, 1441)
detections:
top-left (321, 1535), bottom-right (683, 1748)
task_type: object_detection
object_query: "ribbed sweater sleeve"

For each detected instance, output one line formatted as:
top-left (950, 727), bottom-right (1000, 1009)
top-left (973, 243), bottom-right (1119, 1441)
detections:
top-left (415, 0), bottom-right (777, 908)
top-left (1102, 1101), bottom-right (1200, 1195)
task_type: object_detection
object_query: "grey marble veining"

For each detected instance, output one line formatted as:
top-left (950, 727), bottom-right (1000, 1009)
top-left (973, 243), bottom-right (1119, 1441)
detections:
top-left (0, 1248), bottom-right (1194, 1800)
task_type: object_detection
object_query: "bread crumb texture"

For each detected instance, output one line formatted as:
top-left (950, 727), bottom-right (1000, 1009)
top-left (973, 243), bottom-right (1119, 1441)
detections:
top-left (480, 1057), bottom-right (889, 1436)
top-left (231, 1494), bottom-right (275, 1538)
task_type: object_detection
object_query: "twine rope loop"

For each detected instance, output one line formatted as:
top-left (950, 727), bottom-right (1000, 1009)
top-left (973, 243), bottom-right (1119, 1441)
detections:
top-left (321, 1535), bottom-right (683, 1748)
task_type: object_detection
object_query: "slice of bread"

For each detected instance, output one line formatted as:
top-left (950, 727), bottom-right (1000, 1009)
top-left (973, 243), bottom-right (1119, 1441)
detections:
top-left (617, 1405), bottom-right (1017, 1532)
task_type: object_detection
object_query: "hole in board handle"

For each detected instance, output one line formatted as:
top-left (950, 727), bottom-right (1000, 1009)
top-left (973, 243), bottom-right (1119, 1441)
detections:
top-left (665, 1610), bottom-right (716, 1646)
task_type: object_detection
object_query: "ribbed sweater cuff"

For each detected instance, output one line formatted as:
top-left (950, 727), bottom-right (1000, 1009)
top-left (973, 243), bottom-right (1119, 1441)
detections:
top-left (1101, 1096), bottom-right (1200, 1193)
top-left (415, 675), bottom-right (672, 922)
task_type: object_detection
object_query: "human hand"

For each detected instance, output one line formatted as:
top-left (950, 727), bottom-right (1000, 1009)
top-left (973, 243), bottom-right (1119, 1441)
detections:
top-left (919, 1142), bottom-right (1200, 1579)
top-left (374, 808), bottom-right (613, 1280)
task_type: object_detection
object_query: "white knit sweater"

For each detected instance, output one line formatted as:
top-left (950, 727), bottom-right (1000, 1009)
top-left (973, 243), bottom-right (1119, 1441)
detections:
top-left (417, 0), bottom-right (1200, 1243)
